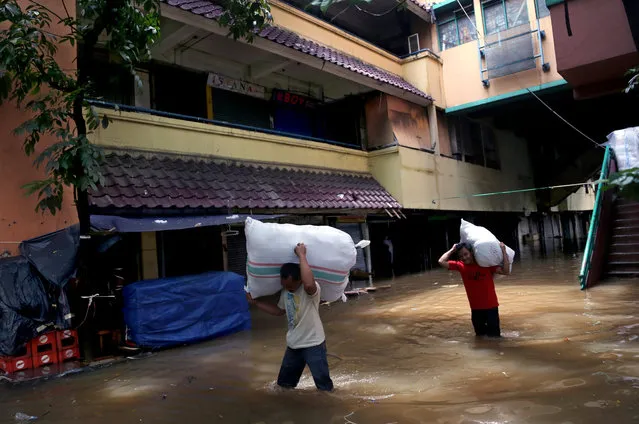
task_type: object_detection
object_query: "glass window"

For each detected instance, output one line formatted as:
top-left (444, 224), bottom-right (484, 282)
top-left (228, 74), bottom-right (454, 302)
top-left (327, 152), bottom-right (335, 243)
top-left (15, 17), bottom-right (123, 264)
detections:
top-left (484, 1), bottom-right (507, 35)
top-left (458, 12), bottom-right (478, 44)
top-left (506, 0), bottom-right (529, 27)
top-left (535, 0), bottom-right (550, 18)
top-left (438, 19), bottom-right (459, 51)
top-left (483, 0), bottom-right (530, 34)
top-left (437, 3), bottom-right (477, 51)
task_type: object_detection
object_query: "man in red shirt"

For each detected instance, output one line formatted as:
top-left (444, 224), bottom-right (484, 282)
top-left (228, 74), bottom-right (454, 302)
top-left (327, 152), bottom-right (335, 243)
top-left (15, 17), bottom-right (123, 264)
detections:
top-left (438, 242), bottom-right (510, 338)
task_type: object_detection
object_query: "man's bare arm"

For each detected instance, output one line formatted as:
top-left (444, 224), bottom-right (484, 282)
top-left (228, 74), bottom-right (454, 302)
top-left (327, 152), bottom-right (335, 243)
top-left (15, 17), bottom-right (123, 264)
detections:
top-left (495, 242), bottom-right (511, 275)
top-left (438, 245), bottom-right (457, 269)
top-left (246, 293), bottom-right (285, 316)
top-left (295, 243), bottom-right (317, 296)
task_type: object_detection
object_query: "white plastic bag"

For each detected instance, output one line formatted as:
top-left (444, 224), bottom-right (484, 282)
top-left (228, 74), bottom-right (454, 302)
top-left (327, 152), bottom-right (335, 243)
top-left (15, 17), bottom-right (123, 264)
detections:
top-left (605, 127), bottom-right (639, 171)
top-left (244, 217), bottom-right (369, 302)
top-left (459, 219), bottom-right (515, 271)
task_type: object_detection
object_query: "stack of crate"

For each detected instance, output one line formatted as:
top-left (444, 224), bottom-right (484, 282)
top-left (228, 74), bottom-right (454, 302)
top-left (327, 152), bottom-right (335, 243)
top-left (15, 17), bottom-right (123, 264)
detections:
top-left (0, 330), bottom-right (80, 376)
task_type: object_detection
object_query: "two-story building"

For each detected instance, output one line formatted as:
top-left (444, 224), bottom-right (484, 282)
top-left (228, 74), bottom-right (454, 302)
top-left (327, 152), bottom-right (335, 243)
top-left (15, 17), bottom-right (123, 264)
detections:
top-left (2, 0), bottom-right (637, 282)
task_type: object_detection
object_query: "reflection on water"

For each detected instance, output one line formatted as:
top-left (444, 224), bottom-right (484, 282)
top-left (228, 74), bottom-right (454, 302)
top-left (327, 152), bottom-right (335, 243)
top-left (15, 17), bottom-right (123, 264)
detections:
top-left (2, 253), bottom-right (639, 424)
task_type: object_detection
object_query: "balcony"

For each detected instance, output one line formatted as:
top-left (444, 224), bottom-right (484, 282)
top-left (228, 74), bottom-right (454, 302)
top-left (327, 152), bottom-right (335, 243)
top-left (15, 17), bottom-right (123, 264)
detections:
top-left (479, 22), bottom-right (550, 87)
top-left (89, 104), bottom-right (369, 174)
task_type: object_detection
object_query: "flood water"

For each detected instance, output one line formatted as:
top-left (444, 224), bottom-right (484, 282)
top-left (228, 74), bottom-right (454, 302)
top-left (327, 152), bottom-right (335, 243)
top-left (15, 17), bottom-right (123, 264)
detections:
top-left (2, 253), bottom-right (639, 423)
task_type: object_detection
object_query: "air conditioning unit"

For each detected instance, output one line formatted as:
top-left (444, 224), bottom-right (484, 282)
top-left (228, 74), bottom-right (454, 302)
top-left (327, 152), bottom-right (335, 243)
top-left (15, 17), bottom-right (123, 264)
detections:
top-left (408, 33), bottom-right (420, 54)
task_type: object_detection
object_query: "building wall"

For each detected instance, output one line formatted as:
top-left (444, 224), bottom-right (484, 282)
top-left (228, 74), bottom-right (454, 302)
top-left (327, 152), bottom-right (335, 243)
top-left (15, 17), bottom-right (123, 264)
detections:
top-left (431, 0), bottom-right (564, 109)
top-left (557, 186), bottom-right (596, 212)
top-left (549, 0), bottom-right (639, 96)
top-left (0, 0), bottom-right (78, 256)
top-left (369, 128), bottom-right (536, 212)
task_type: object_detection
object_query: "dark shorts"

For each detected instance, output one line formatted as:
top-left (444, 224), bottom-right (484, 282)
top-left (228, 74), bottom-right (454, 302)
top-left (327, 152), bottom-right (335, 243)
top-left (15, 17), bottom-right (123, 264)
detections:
top-left (277, 341), bottom-right (334, 391)
top-left (471, 307), bottom-right (501, 337)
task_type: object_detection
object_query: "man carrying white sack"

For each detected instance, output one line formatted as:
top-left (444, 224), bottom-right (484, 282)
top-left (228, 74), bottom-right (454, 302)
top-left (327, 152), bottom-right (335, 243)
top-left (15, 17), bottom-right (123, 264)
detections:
top-left (438, 241), bottom-right (510, 338)
top-left (246, 242), bottom-right (334, 391)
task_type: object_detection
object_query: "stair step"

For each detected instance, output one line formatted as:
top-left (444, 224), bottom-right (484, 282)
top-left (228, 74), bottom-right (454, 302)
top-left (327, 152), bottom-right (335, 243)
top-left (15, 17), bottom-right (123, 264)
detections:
top-left (609, 252), bottom-right (639, 262)
top-left (606, 270), bottom-right (639, 278)
top-left (616, 208), bottom-right (639, 219)
top-left (610, 243), bottom-right (639, 253)
top-left (615, 218), bottom-right (639, 224)
top-left (613, 235), bottom-right (639, 243)
top-left (608, 262), bottom-right (639, 273)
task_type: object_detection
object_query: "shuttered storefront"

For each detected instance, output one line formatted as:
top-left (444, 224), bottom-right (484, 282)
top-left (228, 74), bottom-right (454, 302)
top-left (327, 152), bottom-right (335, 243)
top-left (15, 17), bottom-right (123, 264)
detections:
top-left (225, 228), bottom-right (247, 277)
top-left (336, 223), bottom-right (367, 271)
top-left (212, 89), bottom-right (271, 129)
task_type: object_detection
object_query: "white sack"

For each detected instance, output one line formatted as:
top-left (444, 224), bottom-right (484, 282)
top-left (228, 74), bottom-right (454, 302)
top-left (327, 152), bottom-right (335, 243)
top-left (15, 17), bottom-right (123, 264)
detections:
top-left (459, 219), bottom-right (515, 271)
top-left (244, 217), bottom-right (369, 302)
top-left (605, 127), bottom-right (639, 171)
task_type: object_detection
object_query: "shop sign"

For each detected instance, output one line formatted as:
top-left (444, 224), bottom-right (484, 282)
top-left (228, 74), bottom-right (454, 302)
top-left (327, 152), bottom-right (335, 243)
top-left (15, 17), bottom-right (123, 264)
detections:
top-left (207, 72), bottom-right (265, 99)
top-left (272, 89), bottom-right (318, 108)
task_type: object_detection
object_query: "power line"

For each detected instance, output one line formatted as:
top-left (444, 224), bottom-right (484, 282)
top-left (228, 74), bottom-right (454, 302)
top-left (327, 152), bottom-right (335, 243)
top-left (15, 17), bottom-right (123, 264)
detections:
top-left (432, 179), bottom-right (601, 203)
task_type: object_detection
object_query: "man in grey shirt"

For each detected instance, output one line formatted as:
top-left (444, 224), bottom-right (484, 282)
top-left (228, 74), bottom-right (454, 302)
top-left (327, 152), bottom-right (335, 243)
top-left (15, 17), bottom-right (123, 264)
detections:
top-left (247, 243), bottom-right (334, 391)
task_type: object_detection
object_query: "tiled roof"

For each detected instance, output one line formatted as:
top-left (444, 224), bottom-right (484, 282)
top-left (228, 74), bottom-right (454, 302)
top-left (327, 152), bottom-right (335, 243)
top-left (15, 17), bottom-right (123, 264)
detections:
top-left (163, 0), bottom-right (433, 101)
top-left (408, 0), bottom-right (432, 12)
top-left (89, 152), bottom-right (402, 211)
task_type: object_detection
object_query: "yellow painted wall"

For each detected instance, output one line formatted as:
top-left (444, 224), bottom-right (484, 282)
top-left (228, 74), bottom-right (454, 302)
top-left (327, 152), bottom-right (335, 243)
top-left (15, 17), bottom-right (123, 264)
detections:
top-left (91, 109), bottom-right (369, 173)
top-left (269, 1), bottom-right (402, 76)
top-left (369, 125), bottom-right (537, 212)
top-left (558, 186), bottom-right (596, 212)
top-left (401, 53), bottom-right (445, 107)
top-left (369, 147), bottom-right (403, 202)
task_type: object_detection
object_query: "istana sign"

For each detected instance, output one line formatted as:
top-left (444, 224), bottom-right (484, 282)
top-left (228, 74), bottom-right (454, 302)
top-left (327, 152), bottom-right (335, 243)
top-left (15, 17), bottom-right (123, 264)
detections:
top-left (207, 72), bottom-right (265, 99)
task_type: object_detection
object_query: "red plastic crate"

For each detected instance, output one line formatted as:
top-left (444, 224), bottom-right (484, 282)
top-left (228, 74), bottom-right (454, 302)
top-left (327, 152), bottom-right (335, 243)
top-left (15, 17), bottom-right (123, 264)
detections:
top-left (0, 356), bottom-right (33, 374)
top-left (58, 346), bottom-right (80, 363)
top-left (0, 343), bottom-right (33, 374)
top-left (32, 342), bottom-right (58, 368)
top-left (32, 332), bottom-right (56, 348)
top-left (31, 331), bottom-right (59, 368)
top-left (56, 329), bottom-right (79, 351)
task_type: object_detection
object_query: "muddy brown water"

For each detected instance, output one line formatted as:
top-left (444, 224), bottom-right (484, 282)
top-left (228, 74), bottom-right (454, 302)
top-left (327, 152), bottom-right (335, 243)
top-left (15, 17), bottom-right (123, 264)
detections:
top-left (2, 254), bottom-right (639, 423)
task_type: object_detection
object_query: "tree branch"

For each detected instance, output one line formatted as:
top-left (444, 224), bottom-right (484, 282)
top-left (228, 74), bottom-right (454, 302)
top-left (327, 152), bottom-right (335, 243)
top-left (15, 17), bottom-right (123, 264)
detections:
top-left (27, 0), bottom-right (77, 31)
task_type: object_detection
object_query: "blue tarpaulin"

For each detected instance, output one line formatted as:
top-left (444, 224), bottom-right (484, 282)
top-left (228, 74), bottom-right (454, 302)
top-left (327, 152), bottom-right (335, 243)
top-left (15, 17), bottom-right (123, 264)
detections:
top-left (122, 271), bottom-right (251, 348)
top-left (91, 214), bottom-right (283, 233)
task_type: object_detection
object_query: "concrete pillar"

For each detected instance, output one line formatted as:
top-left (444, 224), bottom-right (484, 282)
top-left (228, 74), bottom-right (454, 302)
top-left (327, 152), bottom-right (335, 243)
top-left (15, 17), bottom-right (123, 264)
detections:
top-left (428, 104), bottom-right (440, 154)
top-left (141, 232), bottom-right (159, 280)
top-left (361, 222), bottom-right (373, 287)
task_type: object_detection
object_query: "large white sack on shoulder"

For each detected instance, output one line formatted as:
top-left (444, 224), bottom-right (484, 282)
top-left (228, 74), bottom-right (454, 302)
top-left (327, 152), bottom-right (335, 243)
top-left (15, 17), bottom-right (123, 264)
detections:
top-left (472, 240), bottom-right (515, 271)
top-left (460, 219), bottom-right (494, 245)
top-left (459, 219), bottom-right (515, 270)
top-left (245, 217), bottom-right (362, 302)
top-left (605, 127), bottom-right (639, 171)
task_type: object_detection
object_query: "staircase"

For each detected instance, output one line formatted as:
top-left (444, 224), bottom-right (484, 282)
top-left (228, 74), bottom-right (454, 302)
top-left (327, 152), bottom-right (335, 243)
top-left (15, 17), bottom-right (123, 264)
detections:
top-left (580, 146), bottom-right (639, 288)
top-left (607, 199), bottom-right (639, 278)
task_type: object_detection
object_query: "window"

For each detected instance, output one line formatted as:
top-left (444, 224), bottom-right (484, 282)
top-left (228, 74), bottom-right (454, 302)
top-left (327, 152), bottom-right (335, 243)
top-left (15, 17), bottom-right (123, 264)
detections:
top-left (447, 116), bottom-right (500, 169)
top-left (437, 4), bottom-right (478, 51)
top-left (535, 0), bottom-right (550, 18)
top-left (483, 0), bottom-right (529, 35)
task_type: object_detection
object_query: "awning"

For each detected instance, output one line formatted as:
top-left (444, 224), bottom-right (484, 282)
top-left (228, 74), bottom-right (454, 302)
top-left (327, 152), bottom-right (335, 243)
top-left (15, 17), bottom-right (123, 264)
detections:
top-left (90, 214), bottom-right (282, 233)
top-left (88, 152), bottom-right (402, 211)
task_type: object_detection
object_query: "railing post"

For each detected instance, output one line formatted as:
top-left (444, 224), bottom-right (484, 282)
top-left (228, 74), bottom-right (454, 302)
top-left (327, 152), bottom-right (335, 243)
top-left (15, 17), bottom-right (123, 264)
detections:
top-left (578, 146), bottom-right (612, 289)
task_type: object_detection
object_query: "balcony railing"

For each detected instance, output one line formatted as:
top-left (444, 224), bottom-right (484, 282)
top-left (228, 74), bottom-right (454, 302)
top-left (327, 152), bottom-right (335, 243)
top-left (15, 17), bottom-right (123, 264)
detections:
top-left (87, 100), bottom-right (363, 151)
top-left (477, 20), bottom-right (550, 87)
